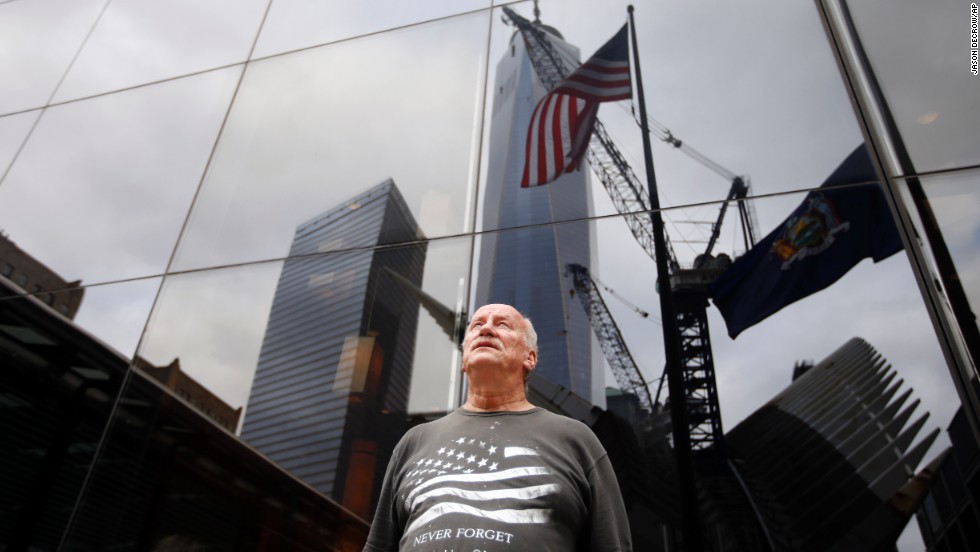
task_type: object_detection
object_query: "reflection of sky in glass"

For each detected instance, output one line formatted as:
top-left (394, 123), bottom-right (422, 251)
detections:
top-left (71, 277), bottom-right (162, 360)
top-left (53, 0), bottom-right (267, 103)
top-left (170, 12), bottom-right (489, 271)
top-left (254, 0), bottom-right (491, 58)
top-left (847, 0), bottom-right (979, 174)
top-left (0, 110), bottom-right (39, 178)
top-left (0, 67), bottom-right (240, 285)
top-left (0, 0), bottom-right (105, 114)
top-left (0, 2), bottom-right (974, 548)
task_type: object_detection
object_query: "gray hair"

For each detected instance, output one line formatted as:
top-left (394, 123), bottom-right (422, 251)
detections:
top-left (521, 315), bottom-right (538, 353)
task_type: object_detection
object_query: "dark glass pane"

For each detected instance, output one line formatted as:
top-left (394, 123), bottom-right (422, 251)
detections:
top-left (0, 283), bottom-right (130, 550)
top-left (895, 169), bottom-right (980, 339)
top-left (60, 368), bottom-right (369, 551)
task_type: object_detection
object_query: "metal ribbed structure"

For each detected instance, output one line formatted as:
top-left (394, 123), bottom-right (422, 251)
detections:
top-left (726, 337), bottom-right (940, 551)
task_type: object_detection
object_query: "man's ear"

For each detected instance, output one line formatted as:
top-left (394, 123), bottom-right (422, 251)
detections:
top-left (523, 349), bottom-right (537, 373)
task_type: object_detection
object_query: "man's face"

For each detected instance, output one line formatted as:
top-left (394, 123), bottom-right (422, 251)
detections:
top-left (462, 304), bottom-right (536, 380)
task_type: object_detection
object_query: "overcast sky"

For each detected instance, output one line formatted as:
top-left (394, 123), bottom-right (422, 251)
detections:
top-left (0, 2), bottom-right (975, 549)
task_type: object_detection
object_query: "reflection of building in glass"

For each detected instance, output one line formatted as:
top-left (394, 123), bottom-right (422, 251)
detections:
top-left (915, 406), bottom-right (979, 551)
top-left (475, 23), bottom-right (599, 402)
top-left (547, 338), bottom-right (943, 550)
top-left (241, 179), bottom-right (426, 517)
top-left (0, 232), bottom-right (84, 319)
top-left (135, 357), bottom-right (243, 433)
top-left (0, 275), bottom-right (368, 550)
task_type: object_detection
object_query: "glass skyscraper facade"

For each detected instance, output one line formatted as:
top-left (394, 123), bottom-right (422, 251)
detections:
top-left (241, 179), bottom-right (425, 515)
top-left (0, 1), bottom-right (976, 550)
top-left (475, 24), bottom-right (600, 402)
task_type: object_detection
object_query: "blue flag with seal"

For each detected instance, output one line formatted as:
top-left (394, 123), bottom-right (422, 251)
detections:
top-left (710, 145), bottom-right (904, 338)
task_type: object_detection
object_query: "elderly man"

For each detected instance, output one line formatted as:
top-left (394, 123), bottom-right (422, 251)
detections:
top-left (363, 304), bottom-right (632, 552)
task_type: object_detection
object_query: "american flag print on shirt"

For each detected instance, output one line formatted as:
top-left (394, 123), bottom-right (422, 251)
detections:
top-left (400, 435), bottom-right (558, 536)
top-left (520, 24), bottom-right (632, 188)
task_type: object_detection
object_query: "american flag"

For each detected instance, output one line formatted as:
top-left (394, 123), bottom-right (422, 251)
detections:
top-left (521, 24), bottom-right (632, 188)
top-left (399, 434), bottom-right (558, 536)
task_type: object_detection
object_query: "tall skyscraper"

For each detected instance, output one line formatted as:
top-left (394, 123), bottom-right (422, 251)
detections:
top-left (241, 179), bottom-right (426, 516)
top-left (475, 21), bottom-right (600, 401)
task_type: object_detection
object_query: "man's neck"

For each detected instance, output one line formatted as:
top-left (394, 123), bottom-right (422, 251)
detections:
top-left (463, 389), bottom-right (535, 412)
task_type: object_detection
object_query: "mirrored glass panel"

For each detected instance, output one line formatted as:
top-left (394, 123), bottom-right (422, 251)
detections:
top-left (470, 193), bottom-right (951, 548)
top-left (0, 110), bottom-right (40, 180)
top-left (475, 1), bottom-right (863, 235)
top-left (0, 278), bottom-right (152, 550)
top-left (53, 0), bottom-right (267, 103)
top-left (254, 0), bottom-right (491, 59)
top-left (847, 0), bottom-right (979, 174)
top-left (171, 12), bottom-right (490, 271)
top-left (0, 67), bottom-right (241, 286)
top-left (60, 366), bottom-right (370, 551)
top-left (0, 232), bottom-right (161, 359)
top-left (136, 233), bottom-right (471, 518)
top-left (0, 0), bottom-right (104, 115)
top-left (895, 168), bottom-right (980, 339)
top-left (470, 188), bottom-right (958, 432)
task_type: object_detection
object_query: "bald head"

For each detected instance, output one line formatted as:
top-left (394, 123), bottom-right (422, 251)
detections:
top-left (462, 304), bottom-right (538, 377)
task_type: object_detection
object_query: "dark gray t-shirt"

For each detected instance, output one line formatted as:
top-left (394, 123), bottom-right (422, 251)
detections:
top-left (363, 407), bottom-right (632, 552)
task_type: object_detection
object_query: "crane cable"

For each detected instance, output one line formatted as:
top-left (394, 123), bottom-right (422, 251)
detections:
top-left (589, 273), bottom-right (661, 325)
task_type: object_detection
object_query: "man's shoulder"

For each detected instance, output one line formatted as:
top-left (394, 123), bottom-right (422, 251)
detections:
top-left (530, 409), bottom-right (608, 456)
top-left (399, 410), bottom-right (464, 440)
top-left (532, 408), bottom-right (592, 432)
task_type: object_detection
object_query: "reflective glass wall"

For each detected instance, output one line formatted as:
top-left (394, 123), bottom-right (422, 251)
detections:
top-left (0, 1), bottom-right (971, 550)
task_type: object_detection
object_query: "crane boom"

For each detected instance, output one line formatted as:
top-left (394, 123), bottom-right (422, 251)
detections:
top-left (566, 263), bottom-right (655, 414)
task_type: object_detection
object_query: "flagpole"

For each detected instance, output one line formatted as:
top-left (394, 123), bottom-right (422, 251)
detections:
top-left (628, 6), bottom-right (703, 551)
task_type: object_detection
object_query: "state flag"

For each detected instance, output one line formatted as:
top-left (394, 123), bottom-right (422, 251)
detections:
top-left (710, 145), bottom-right (904, 338)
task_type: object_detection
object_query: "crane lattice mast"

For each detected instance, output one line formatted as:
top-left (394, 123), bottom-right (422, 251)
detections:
top-left (566, 263), bottom-right (655, 414)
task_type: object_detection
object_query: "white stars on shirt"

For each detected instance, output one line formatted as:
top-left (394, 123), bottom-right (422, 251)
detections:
top-left (406, 435), bottom-right (508, 488)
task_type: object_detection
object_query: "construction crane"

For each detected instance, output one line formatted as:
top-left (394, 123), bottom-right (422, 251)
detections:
top-left (503, 8), bottom-right (758, 455)
top-left (566, 263), bottom-right (655, 414)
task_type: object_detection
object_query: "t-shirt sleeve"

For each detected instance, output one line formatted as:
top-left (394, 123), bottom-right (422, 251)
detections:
top-left (362, 437), bottom-right (408, 552)
top-left (586, 453), bottom-right (633, 552)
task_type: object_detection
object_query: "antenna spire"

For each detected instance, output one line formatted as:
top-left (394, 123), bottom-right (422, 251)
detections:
top-left (533, 0), bottom-right (541, 23)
